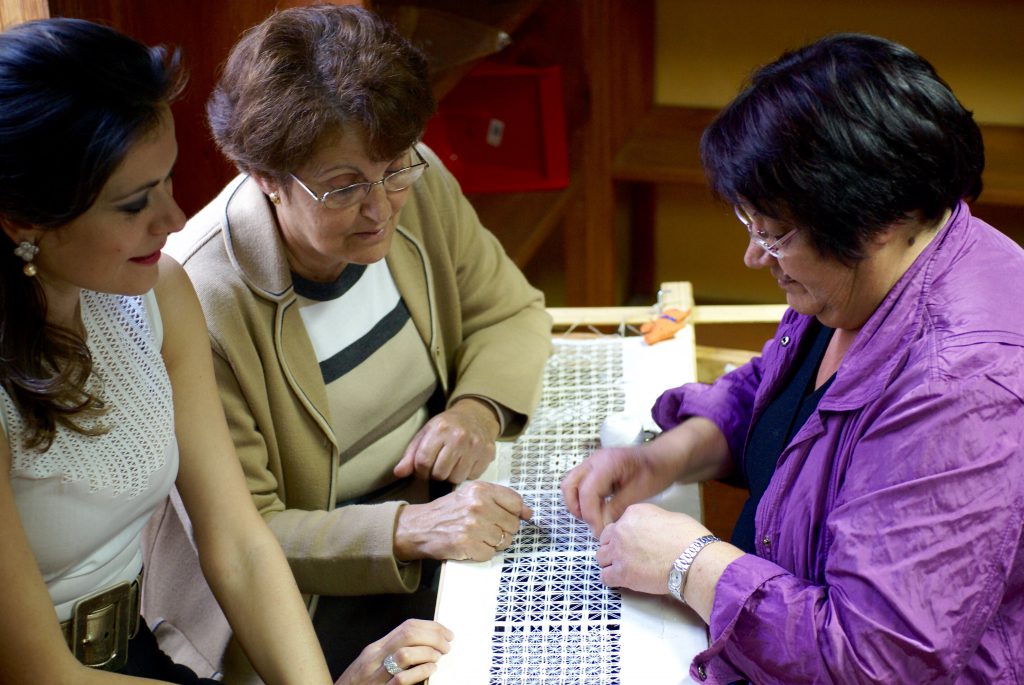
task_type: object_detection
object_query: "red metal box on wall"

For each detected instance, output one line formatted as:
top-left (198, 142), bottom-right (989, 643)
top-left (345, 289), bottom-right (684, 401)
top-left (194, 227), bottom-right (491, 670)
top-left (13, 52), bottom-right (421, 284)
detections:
top-left (422, 61), bottom-right (569, 193)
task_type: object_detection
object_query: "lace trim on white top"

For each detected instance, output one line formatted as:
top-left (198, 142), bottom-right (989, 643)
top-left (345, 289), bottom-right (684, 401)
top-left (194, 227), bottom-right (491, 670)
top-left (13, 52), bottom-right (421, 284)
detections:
top-left (3, 290), bottom-right (174, 497)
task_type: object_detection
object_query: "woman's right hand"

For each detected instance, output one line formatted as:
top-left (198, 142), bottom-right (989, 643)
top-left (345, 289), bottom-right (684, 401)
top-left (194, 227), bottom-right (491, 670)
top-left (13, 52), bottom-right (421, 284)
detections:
top-left (335, 619), bottom-right (454, 685)
top-left (562, 417), bottom-right (733, 536)
top-left (394, 481), bottom-right (532, 562)
top-left (560, 444), bottom-right (676, 536)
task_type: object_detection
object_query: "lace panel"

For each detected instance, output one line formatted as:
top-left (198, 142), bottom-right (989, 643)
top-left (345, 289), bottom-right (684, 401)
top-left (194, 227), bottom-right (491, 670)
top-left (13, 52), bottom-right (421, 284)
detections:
top-left (5, 291), bottom-right (174, 497)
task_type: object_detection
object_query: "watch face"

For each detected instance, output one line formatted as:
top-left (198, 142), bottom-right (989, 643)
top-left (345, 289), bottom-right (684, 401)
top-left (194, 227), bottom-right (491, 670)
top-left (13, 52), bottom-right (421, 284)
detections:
top-left (669, 568), bottom-right (682, 591)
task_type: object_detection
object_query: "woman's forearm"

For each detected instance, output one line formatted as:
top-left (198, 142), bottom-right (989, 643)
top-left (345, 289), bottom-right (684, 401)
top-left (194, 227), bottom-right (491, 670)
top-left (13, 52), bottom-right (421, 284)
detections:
top-left (648, 416), bottom-right (734, 484)
top-left (199, 520), bottom-right (332, 685)
top-left (681, 540), bottom-right (746, 623)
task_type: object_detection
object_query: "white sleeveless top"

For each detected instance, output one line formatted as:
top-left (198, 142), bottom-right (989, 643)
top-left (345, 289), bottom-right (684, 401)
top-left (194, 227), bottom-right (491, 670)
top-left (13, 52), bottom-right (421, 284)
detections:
top-left (0, 290), bottom-right (178, 621)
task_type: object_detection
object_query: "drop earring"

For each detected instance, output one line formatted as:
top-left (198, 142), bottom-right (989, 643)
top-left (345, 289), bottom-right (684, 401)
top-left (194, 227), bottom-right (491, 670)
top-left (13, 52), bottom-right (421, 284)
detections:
top-left (14, 240), bottom-right (38, 277)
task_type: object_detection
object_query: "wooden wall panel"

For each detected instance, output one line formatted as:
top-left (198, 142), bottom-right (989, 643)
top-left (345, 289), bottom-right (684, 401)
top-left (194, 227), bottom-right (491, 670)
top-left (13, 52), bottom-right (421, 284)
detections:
top-left (44, 0), bottom-right (363, 216)
top-left (0, 0), bottom-right (48, 29)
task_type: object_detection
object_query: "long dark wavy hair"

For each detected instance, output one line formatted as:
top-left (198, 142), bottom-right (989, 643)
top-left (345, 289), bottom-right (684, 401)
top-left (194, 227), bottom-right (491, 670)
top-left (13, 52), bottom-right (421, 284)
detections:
top-left (0, 18), bottom-right (185, 450)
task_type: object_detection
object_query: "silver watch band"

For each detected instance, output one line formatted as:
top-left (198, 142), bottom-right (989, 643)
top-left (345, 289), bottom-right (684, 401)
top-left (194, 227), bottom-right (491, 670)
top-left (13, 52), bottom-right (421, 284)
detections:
top-left (667, 534), bottom-right (720, 603)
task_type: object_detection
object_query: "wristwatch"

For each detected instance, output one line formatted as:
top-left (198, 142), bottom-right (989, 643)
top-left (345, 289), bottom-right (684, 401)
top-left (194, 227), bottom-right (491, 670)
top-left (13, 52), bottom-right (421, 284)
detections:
top-left (667, 534), bottom-right (720, 604)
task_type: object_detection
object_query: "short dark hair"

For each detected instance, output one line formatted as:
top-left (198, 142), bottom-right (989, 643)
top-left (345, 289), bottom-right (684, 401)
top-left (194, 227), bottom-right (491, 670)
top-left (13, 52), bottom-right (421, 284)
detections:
top-left (0, 18), bottom-right (184, 450)
top-left (208, 4), bottom-right (436, 184)
top-left (700, 33), bottom-right (984, 263)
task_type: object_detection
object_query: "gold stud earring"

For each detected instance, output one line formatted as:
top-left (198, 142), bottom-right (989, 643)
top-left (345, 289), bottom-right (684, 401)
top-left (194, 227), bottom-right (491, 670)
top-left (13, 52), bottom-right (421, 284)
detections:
top-left (269, 192), bottom-right (281, 205)
top-left (14, 240), bottom-right (38, 277)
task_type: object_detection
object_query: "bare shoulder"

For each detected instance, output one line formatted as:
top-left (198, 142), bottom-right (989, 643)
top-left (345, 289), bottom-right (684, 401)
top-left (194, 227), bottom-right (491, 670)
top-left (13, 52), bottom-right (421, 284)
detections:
top-left (152, 253), bottom-right (205, 362)
top-left (153, 253), bottom-right (194, 303)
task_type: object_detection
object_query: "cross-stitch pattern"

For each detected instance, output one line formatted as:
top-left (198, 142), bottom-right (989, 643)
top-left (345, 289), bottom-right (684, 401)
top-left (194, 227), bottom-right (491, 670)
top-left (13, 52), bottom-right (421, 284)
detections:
top-left (490, 340), bottom-right (626, 684)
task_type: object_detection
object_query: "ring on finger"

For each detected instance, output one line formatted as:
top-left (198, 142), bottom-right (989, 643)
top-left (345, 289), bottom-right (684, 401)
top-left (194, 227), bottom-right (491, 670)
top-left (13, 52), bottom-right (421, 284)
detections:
top-left (498, 531), bottom-right (507, 547)
top-left (383, 653), bottom-right (403, 676)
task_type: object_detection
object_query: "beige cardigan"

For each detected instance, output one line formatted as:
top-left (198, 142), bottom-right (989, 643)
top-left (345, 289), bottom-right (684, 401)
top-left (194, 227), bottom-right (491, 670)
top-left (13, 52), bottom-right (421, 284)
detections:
top-left (141, 146), bottom-right (552, 677)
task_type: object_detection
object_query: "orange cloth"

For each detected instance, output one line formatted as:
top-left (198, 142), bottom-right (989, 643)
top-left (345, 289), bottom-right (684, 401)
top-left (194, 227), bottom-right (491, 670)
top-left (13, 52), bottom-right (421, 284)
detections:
top-left (640, 307), bottom-right (691, 345)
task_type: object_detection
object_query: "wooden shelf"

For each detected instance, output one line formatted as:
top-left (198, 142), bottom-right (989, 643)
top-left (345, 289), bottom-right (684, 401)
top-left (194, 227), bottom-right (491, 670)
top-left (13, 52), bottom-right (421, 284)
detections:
top-left (372, 0), bottom-right (592, 300)
top-left (612, 106), bottom-right (716, 184)
top-left (377, 1), bottom-right (658, 306)
top-left (469, 181), bottom-right (578, 269)
top-left (613, 105), bottom-right (1024, 209)
top-left (374, 0), bottom-right (544, 102)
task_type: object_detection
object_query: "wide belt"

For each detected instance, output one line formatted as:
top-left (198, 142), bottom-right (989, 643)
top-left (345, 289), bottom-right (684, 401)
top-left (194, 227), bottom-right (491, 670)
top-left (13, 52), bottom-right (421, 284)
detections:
top-left (59, 571), bottom-right (142, 671)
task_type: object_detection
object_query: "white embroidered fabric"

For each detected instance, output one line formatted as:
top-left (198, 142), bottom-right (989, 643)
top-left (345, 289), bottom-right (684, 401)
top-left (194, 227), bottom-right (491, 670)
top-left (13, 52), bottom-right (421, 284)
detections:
top-left (2, 290), bottom-right (178, 620)
top-left (432, 336), bottom-right (707, 684)
top-left (490, 340), bottom-right (625, 684)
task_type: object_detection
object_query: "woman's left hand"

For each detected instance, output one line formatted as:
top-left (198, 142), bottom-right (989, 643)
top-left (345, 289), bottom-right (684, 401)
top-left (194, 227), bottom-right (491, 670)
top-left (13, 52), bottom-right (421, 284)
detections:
top-left (596, 503), bottom-right (711, 595)
top-left (335, 618), bottom-right (454, 685)
top-left (394, 398), bottom-right (501, 483)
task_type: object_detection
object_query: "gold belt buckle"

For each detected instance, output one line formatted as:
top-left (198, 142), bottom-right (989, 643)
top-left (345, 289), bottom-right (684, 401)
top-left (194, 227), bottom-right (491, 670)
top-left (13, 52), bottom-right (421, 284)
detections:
top-left (69, 578), bottom-right (138, 671)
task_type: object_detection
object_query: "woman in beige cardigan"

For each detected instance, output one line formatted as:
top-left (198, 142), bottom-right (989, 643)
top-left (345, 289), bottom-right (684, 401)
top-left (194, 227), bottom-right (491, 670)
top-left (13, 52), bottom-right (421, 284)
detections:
top-left (143, 4), bottom-right (552, 681)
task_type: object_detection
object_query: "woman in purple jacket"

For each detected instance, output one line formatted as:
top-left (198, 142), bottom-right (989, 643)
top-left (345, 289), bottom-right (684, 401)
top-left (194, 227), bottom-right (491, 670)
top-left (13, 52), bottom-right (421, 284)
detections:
top-left (562, 33), bottom-right (1024, 684)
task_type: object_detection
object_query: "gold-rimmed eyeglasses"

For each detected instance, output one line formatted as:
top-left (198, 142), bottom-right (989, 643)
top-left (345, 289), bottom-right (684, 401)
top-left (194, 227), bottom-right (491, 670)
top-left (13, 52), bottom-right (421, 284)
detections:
top-left (290, 148), bottom-right (429, 210)
top-left (734, 205), bottom-right (799, 259)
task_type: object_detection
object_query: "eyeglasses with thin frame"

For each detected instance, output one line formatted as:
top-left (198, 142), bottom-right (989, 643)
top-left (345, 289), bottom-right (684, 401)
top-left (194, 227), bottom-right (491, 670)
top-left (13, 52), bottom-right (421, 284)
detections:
top-left (290, 148), bottom-right (429, 210)
top-left (734, 205), bottom-right (799, 258)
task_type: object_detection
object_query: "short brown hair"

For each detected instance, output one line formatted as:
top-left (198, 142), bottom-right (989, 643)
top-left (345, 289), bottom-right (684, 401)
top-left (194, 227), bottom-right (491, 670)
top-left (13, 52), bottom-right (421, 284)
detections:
top-left (208, 4), bottom-right (435, 183)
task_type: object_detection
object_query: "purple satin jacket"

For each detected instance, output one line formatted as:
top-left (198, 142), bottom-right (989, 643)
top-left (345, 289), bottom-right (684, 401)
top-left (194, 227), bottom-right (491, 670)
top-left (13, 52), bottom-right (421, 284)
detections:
top-left (654, 203), bottom-right (1024, 684)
